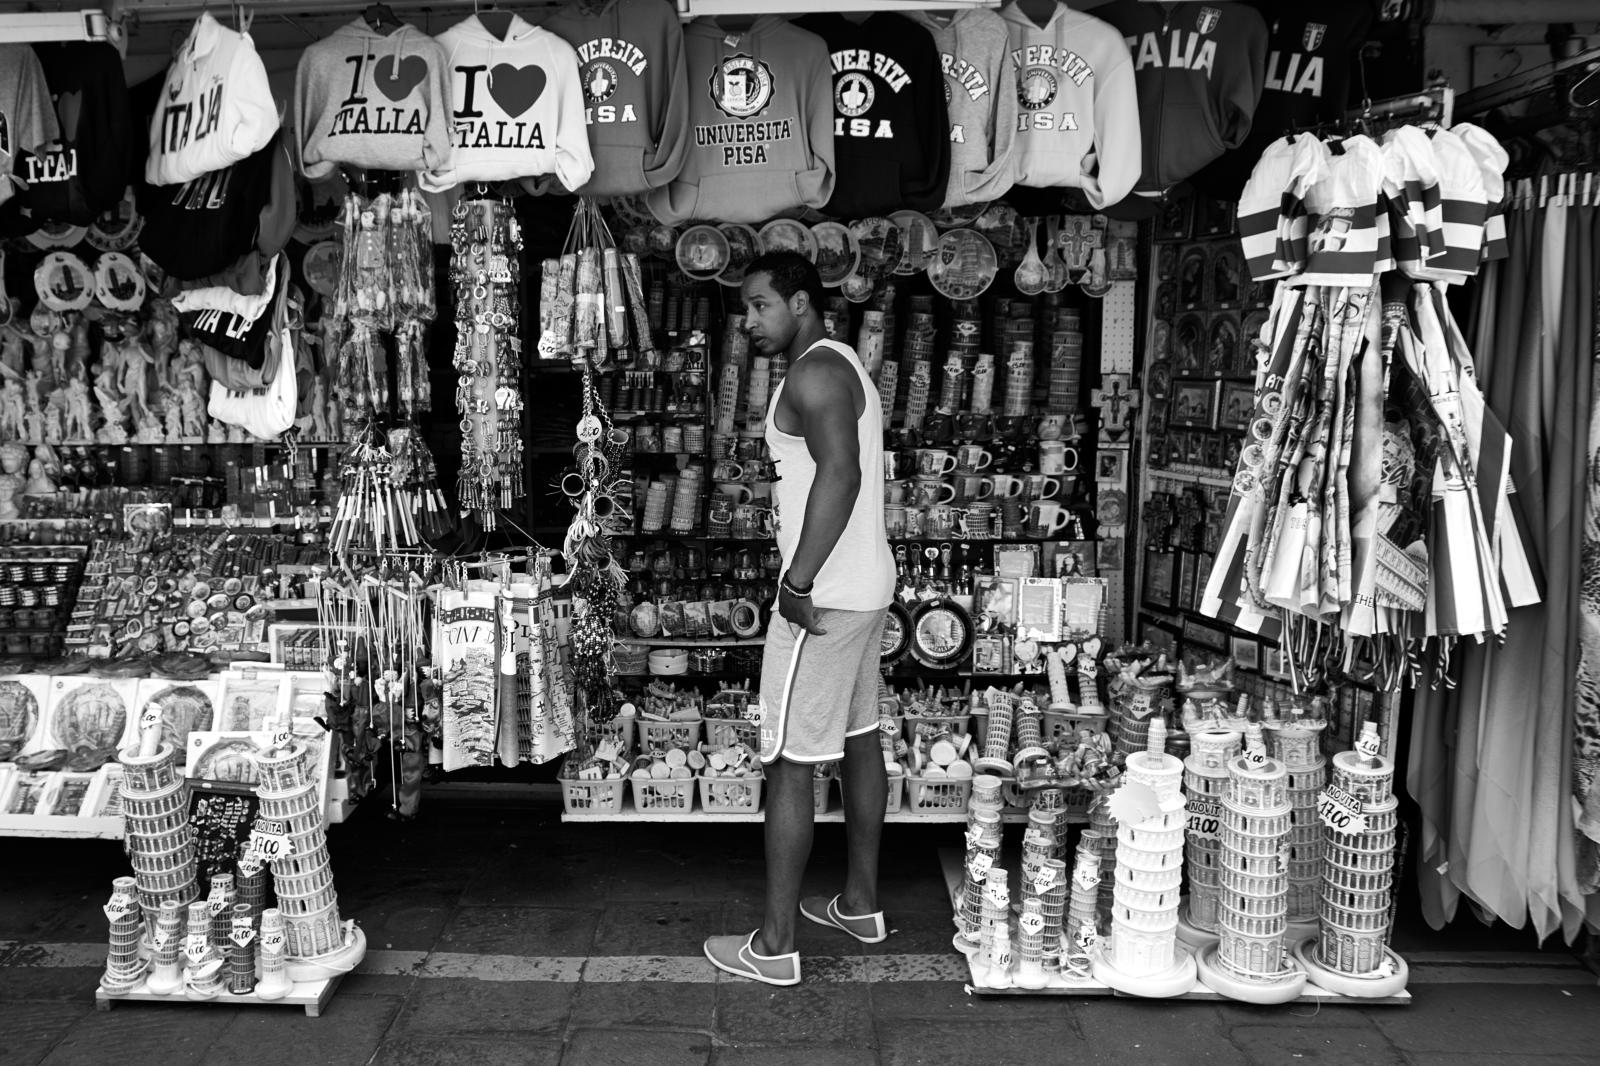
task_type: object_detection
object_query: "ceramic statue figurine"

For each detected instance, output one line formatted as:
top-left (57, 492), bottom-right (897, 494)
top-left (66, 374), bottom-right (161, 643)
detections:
top-left (146, 300), bottom-right (178, 384)
top-left (0, 378), bottom-right (23, 441)
top-left (162, 390), bottom-right (183, 441)
top-left (134, 410), bottom-right (165, 443)
top-left (92, 364), bottom-right (127, 444)
top-left (310, 377), bottom-right (331, 440)
top-left (64, 377), bottom-right (92, 441)
top-left (116, 338), bottom-right (155, 421)
top-left (24, 457), bottom-right (54, 494)
top-left (0, 441), bottom-right (25, 520)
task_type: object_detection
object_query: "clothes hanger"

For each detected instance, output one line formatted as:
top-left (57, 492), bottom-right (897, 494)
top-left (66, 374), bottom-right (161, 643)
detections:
top-left (475, 0), bottom-right (514, 42)
top-left (364, 3), bottom-right (403, 34)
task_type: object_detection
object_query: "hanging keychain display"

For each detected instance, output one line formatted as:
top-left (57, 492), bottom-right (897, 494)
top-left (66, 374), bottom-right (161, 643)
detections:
top-left (450, 195), bottom-right (526, 530)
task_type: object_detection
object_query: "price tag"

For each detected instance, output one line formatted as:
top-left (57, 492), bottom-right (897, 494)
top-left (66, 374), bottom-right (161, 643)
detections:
top-left (152, 929), bottom-right (171, 952)
top-left (966, 852), bottom-right (993, 883)
top-left (271, 729), bottom-right (293, 750)
top-left (230, 920), bottom-right (256, 947)
top-left (102, 898), bottom-right (137, 922)
top-left (138, 704), bottom-right (162, 733)
top-left (206, 882), bottom-right (230, 915)
top-left (246, 829), bottom-right (293, 862)
top-left (1355, 730), bottom-right (1382, 761)
top-left (184, 933), bottom-right (209, 963)
top-left (993, 946), bottom-right (1013, 968)
top-left (963, 827), bottom-right (983, 851)
top-left (1244, 747), bottom-right (1267, 766)
top-left (1074, 921), bottom-right (1098, 951)
top-left (1317, 784), bottom-right (1368, 835)
top-left (1031, 869), bottom-right (1058, 896)
top-left (236, 855), bottom-right (263, 878)
top-left (1018, 912), bottom-right (1046, 936)
top-left (1185, 797), bottom-right (1221, 841)
top-left (259, 929), bottom-right (285, 954)
top-left (1072, 866), bottom-right (1100, 892)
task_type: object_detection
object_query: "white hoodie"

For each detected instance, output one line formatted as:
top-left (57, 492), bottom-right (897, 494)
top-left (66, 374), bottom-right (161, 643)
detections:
top-left (146, 13), bottom-right (280, 186)
top-left (419, 13), bottom-right (593, 193)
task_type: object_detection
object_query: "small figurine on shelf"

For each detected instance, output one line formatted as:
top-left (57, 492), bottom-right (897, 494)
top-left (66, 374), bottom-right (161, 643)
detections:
top-left (310, 376), bottom-right (331, 440)
top-left (64, 376), bottom-right (93, 441)
top-left (0, 441), bottom-right (24, 520)
top-left (134, 409), bottom-right (165, 443)
top-left (93, 364), bottom-right (128, 444)
top-left (0, 377), bottom-right (23, 440)
top-left (24, 456), bottom-right (55, 495)
top-left (162, 390), bottom-right (183, 441)
top-left (42, 393), bottom-right (64, 444)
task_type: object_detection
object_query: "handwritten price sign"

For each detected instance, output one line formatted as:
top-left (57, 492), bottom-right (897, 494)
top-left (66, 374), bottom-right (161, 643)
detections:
top-left (1186, 797), bottom-right (1221, 841)
top-left (1317, 783), bottom-right (1368, 834)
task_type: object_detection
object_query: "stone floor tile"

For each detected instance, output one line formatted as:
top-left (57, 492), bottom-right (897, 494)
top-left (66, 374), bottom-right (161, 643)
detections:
top-left (711, 1048), bottom-right (877, 1066)
top-left (591, 901), bottom-right (721, 956)
top-left (1228, 1021), bottom-right (1405, 1065)
top-left (561, 1029), bottom-right (711, 1066)
top-left (435, 906), bottom-right (599, 956)
top-left (716, 982), bottom-right (875, 1046)
top-left (1405, 1055), bottom-right (1600, 1066)
top-left (198, 993), bottom-right (403, 1065)
top-left (459, 849), bottom-right (613, 909)
top-left (0, 1002), bottom-right (89, 1065)
top-left (394, 980), bottom-right (575, 1035)
top-left (1072, 999), bottom-right (1250, 1064)
top-left (1369, 984), bottom-right (1600, 1055)
top-left (567, 979), bottom-right (715, 1030)
top-left (0, 965), bottom-right (104, 1002)
top-left (371, 1035), bottom-right (562, 1066)
top-left (876, 1018), bottom-right (1082, 1066)
top-left (39, 1004), bottom-right (238, 1066)
top-left (870, 980), bottom-right (1076, 1021)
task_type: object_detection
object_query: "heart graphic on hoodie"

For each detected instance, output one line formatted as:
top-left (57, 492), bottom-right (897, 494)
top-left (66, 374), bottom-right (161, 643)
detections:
top-left (487, 64), bottom-right (546, 118)
top-left (375, 54), bottom-right (428, 103)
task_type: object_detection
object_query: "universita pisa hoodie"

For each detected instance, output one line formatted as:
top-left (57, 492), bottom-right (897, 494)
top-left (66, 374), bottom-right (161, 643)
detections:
top-left (646, 16), bottom-right (834, 225)
top-left (419, 12), bottom-right (593, 193)
top-left (541, 0), bottom-right (690, 198)
top-left (295, 19), bottom-right (454, 180)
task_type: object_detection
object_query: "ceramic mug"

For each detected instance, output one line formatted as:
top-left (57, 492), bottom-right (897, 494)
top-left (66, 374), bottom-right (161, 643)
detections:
top-left (988, 474), bottom-right (1027, 499)
top-left (927, 504), bottom-right (959, 539)
top-left (717, 482), bottom-right (753, 504)
top-left (966, 501), bottom-right (997, 537)
top-left (953, 473), bottom-right (993, 501)
top-left (884, 504), bottom-right (907, 538)
top-left (1024, 474), bottom-right (1063, 500)
top-left (1037, 413), bottom-right (1068, 441)
top-left (884, 479), bottom-right (910, 505)
top-left (954, 444), bottom-right (993, 472)
top-left (1039, 440), bottom-right (1079, 475)
top-left (912, 477), bottom-right (958, 507)
top-left (712, 459), bottom-right (745, 482)
top-left (1029, 500), bottom-right (1073, 535)
top-left (903, 505), bottom-right (926, 538)
top-left (915, 448), bottom-right (958, 477)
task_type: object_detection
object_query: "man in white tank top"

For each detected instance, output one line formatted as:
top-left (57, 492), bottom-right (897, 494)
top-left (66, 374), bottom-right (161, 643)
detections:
top-left (703, 252), bottom-right (896, 987)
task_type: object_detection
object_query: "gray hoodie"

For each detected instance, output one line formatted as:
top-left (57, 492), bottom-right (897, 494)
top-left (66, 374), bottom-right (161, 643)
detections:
top-left (295, 18), bottom-right (454, 180)
top-left (909, 9), bottom-right (1019, 208)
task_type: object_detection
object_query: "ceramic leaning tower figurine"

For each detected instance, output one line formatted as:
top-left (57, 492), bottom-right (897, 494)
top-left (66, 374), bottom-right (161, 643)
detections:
top-left (1295, 723), bottom-right (1409, 997)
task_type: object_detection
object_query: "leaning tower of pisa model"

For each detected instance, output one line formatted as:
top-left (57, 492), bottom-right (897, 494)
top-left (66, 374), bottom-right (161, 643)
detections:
top-left (1265, 713), bottom-right (1327, 930)
top-left (1295, 732), bottom-right (1408, 997)
top-left (118, 739), bottom-right (200, 927)
top-left (1178, 729), bottom-right (1238, 944)
top-left (1093, 749), bottom-right (1196, 996)
top-left (1196, 751), bottom-right (1308, 1002)
top-left (252, 742), bottom-right (365, 978)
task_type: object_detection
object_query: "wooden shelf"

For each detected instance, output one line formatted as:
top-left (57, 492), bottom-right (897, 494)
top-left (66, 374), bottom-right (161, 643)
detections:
top-left (617, 636), bottom-right (764, 647)
top-left (96, 974), bottom-right (345, 1017)
top-left (563, 802), bottom-right (1072, 825)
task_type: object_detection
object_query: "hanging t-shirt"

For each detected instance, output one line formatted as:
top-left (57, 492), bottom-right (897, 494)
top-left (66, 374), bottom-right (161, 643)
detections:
top-left (540, 0), bottom-right (690, 198)
top-left (1095, 0), bottom-right (1267, 195)
top-left (999, 1), bottom-right (1141, 209)
top-left (1294, 133), bottom-right (1385, 287)
top-left (0, 44), bottom-right (59, 207)
top-left (646, 16), bottom-right (835, 225)
top-left (295, 19), bottom-right (455, 180)
top-left (909, 8), bottom-right (1018, 209)
top-left (419, 13), bottom-right (593, 193)
top-left (793, 12), bottom-right (950, 217)
top-left (1190, 1), bottom-right (1377, 198)
top-left (138, 131), bottom-right (282, 282)
top-left (2, 42), bottom-right (134, 227)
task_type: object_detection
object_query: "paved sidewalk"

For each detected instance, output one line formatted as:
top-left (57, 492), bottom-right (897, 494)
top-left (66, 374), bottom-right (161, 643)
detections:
top-left (1, 805), bottom-right (1595, 1066)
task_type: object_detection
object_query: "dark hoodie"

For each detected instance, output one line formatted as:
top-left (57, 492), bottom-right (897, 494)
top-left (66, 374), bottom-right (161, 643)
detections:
top-left (793, 11), bottom-right (950, 217)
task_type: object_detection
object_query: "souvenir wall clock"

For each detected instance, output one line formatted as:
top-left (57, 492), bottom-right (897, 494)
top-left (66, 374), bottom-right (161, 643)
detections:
top-left (908, 597), bottom-right (974, 671)
top-left (880, 600), bottom-right (913, 666)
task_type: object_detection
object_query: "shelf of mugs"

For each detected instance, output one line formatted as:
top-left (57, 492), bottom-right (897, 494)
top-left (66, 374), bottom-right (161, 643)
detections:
top-left (617, 637), bottom-right (765, 648)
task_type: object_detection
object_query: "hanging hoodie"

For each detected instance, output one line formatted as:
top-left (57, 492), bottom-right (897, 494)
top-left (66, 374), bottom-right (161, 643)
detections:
top-left (1, 43), bottom-right (134, 228)
top-left (1096, 1), bottom-right (1267, 196)
top-left (419, 13), bottom-right (593, 193)
top-left (138, 130), bottom-right (285, 282)
top-left (0, 45), bottom-right (59, 207)
top-left (647, 17), bottom-right (834, 225)
top-left (909, 9), bottom-right (1018, 210)
top-left (999, 1), bottom-right (1141, 209)
top-left (146, 13), bottom-right (281, 187)
top-left (295, 19), bottom-right (454, 181)
top-left (540, 0), bottom-right (690, 198)
top-left (793, 12), bottom-right (949, 217)
top-left (1191, 1), bottom-right (1377, 198)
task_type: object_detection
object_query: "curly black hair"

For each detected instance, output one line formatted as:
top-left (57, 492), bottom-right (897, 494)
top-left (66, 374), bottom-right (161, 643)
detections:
top-left (745, 250), bottom-right (825, 310)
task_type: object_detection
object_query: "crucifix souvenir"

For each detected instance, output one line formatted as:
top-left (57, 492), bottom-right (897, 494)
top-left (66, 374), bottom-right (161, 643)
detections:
top-left (1091, 373), bottom-right (1140, 446)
